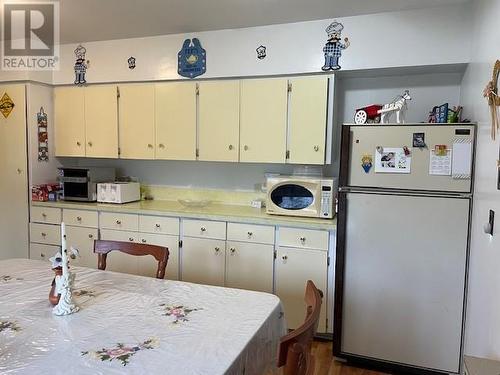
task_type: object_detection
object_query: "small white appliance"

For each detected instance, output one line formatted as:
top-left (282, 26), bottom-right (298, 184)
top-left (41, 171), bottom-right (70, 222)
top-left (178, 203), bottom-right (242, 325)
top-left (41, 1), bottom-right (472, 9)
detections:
top-left (97, 182), bottom-right (140, 204)
top-left (266, 176), bottom-right (336, 219)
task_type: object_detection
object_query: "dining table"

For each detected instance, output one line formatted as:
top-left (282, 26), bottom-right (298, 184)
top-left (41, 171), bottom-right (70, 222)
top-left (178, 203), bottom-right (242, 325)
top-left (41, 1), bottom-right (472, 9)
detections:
top-left (0, 259), bottom-right (287, 374)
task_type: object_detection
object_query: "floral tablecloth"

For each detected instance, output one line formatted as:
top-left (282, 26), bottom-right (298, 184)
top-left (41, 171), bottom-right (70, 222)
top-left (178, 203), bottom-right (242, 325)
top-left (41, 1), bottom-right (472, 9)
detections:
top-left (0, 259), bottom-right (286, 374)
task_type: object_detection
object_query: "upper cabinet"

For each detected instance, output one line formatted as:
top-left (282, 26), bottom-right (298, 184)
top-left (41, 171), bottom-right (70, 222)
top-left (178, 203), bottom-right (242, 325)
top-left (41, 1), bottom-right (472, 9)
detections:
top-left (85, 86), bottom-right (118, 158)
top-left (240, 78), bottom-right (288, 163)
top-left (119, 84), bottom-right (155, 159)
top-left (54, 76), bottom-right (331, 164)
top-left (155, 82), bottom-right (197, 160)
top-left (54, 85), bottom-right (118, 158)
top-left (288, 76), bottom-right (328, 165)
top-left (54, 87), bottom-right (86, 157)
top-left (198, 81), bottom-right (240, 162)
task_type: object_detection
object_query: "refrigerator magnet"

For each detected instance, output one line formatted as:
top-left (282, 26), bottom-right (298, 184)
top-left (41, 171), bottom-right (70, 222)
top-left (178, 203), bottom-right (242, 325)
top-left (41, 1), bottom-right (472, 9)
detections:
top-left (361, 154), bottom-right (373, 173)
top-left (412, 133), bottom-right (426, 148)
top-left (403, 146), bottom-right (411, 156)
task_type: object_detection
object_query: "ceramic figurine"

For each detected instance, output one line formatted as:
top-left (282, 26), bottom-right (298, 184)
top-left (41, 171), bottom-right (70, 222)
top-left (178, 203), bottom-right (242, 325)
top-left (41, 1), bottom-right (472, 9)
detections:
top-left (379, 90), bottom-right (412, 124)
top-left (49, 266), bottom-right (62, 305)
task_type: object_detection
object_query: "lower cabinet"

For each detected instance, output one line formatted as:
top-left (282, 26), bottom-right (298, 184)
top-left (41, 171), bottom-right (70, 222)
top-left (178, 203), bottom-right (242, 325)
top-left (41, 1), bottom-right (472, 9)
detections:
top-left (30, 243), bottom-right (59, 261)
top-left (275, 246), bottom-right (328, 332)
top-left (225, 241), bottom-right (274, 293)
top-left (65, 226), bottom-right (99, 268)
top-left (181, 237), bottom-right (225, 286)
top-left (138, 233), bottom-right (179, 280)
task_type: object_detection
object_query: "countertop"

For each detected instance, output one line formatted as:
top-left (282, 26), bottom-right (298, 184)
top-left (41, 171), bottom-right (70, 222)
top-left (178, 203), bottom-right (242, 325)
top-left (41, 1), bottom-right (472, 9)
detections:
top-left (32, 200), bottom-right (336, 231)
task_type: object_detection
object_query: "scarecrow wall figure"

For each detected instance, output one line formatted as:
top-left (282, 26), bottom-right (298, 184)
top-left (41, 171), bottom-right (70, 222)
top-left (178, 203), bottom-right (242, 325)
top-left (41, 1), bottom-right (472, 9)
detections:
top-left (322, 21), bottom-right (350, 71)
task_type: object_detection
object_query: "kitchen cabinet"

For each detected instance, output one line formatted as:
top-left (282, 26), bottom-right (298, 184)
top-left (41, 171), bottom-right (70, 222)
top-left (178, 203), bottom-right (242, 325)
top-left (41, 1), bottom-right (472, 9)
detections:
top-left (137, 233), bottom-right (179, 280)
top-left (65, 226), bottom-right (98, 268)
top-left (84, 85), bottom-right (118, 158)
top-left (55, 85), bottom-right (118, 158)
top-left (155, 83), bottom-right (196, 160)
top-left (181, 237), bottom-right (225, 286)
top-left (275, 246), bottom-right (328, 332)
top-left (54, 86), bottom-right (86, 157)
top-left (119, 84), bottom-right (155, 159)
top-left (198, 81), bottom-right (240, 162)
top-left (240, 79), bottom-right (288, 163)
top-left (288, 76), bottom-right (328, 165)
top-left (225, 241), bottom-right (274, 293)
top-left (30, 243), bottom-right (59, 262)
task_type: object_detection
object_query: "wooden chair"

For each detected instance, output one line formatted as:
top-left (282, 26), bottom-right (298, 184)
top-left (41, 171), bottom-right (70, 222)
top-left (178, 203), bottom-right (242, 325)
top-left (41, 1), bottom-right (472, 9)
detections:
top-left (277, 280), bottom-right (324, 375)
top-left (93, 240), bottom-right (169, 279)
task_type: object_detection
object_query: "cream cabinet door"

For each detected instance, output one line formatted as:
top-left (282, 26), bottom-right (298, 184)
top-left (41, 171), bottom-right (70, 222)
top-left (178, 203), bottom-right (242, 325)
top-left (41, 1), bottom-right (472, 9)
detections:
top-left (288, 77), bottom-right (328, 165)
top-left (99, 229), bottom-right (139, 275)
top-left (30, 243), bottom-right (59, 262)
top-left (181, 237), bottom-right (225, 286)
top-left (198, 81), bottom-right (240, 162)
top-left (54, 86), bottom-right (86, 157)
top-left (137, 233), bottom-right (179, 280)
top-left (275, 247), bottom-right (327, 332)
top-left (85, 85), bottom-right (118, 158)
top-left (240, 79), bottom-right (287, 163)
top-left (119, 84), bottom-right (155, 159)
top-left (155, 82), bottom-right (196, 160)
top-left (225, 241), bottom-right (273, 293)
top-left (65, 226), bottom-right (98, 268)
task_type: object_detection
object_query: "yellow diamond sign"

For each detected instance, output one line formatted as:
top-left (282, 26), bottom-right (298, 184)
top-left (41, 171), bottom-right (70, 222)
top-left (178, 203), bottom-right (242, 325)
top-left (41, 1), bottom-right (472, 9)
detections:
top-left (0, 93), bottom-right (15, 118)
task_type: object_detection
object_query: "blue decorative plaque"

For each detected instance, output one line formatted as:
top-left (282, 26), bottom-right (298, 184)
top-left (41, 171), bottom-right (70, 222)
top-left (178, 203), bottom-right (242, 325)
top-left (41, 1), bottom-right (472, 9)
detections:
top-left (178, 38), bottom-right (206, 78)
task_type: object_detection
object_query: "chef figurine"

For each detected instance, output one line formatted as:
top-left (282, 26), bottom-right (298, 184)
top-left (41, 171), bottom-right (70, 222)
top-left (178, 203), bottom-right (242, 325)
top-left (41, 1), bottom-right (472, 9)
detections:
top-left (74, 45), bottom-right (88, 85)
top-left (322, 21), bottom-right (350, 71)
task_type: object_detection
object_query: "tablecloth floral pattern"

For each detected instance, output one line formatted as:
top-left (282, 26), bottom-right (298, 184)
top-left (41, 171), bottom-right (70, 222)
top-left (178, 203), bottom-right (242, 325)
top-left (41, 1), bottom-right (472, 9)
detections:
top-left (0, 259), bottom-right (286, 375)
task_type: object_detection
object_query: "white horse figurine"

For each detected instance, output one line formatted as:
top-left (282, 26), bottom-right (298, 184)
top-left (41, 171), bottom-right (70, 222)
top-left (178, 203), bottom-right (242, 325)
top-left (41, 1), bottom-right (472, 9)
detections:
top-left (378, 90), bottom-right (412, 124)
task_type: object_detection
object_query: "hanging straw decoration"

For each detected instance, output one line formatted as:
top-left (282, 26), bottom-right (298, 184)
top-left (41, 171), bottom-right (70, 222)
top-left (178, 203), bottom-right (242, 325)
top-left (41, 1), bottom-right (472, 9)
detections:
top-left (483, 60), bottom-right (500, 140)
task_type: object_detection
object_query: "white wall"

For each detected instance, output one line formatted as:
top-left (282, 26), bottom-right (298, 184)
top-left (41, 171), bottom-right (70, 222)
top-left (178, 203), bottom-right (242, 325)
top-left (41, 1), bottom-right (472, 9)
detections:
top-left (459, 0), bottom-right (500, 360)
top-left (52, 4), bottom-right (470, 84)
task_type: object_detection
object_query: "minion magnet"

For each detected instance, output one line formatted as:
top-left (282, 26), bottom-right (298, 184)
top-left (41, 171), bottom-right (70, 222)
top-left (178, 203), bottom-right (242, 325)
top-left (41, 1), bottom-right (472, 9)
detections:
top-left (361, 154), bottom-right (373, 173)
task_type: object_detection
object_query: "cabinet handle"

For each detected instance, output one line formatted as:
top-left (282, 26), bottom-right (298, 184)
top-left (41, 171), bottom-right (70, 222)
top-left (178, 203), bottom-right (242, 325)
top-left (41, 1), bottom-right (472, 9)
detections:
top-left (129, 237), bottom-right (134, 242)
top-left (200, 227), bottom-right (206, 232)
top-left (214, 247), bottom-right (220, 253)
top-left (76, 216), bottom-right (82, 221)
top-left (116, 220), bottom-right (121, 225)
top-left (16, 168), bottom-right (22, 174)
top-left (228, 144), bottom-right (233, 150)
top-left (41, 232), bottom-right (46, 237)
top-left (159, 144), bottom-right (165, 149)
top-left (88, 141), bottom-right (93, 147)
top-left (314, 145), bottom-right (319, 152)
top-left (243, 145), bottom-right (249, 151)
top-left (41, 213), bottom-right (47, 218)
top-left (247, 231), bottom-right (253, 237)
top-left (230, 247), bottom-right (236, 255)
top-left (141, 239), bottom-right (147, 243)
top-left (88, 234), bottom-right (93, 239)
top-left (76, 141), bottom-right (81, 146)
top-left (40, 253), bottom-right (45, 258)
top-left (299, 236), bottom-right (306, 243)
top-left (282, 255), bottom-right (288, 261)
top-left (147, 144), bottom-right (153, 148)
top-left (155, 223), bottom-right (161, 228)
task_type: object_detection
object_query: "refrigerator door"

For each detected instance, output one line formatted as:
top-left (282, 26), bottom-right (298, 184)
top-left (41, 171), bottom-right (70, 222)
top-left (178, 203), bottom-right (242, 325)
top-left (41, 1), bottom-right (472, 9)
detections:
top-left (341, 192), bottom-right (469, 373)
top-left (346, 124), bottom-right (474, 193)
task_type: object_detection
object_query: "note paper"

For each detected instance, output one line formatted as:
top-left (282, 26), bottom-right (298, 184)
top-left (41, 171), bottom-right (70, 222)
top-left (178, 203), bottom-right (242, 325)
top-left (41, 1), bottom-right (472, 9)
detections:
top-left (451, 138), bottom-right (472, 179)
top-left (429, 149), bottom-right (452, 175)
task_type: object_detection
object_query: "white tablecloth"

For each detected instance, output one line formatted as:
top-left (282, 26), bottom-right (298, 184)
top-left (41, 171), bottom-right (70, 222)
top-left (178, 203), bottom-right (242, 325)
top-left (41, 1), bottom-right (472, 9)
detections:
top-left (0, 259), bottom-right (286, 374)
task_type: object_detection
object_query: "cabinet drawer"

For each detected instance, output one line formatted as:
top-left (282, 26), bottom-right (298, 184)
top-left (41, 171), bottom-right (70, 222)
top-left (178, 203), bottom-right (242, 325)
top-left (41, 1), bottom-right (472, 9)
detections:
top-left (100, 229), bottom-right (138, 243)
top-left (183, 219), bottom-right (226, 240)
top-left (227, 222), bottom-right (275, 244)
top-left (30, 243), bottom-right (59, 261)
top-left (31, 206), bottom-right (61, 224)
top-left (139, 215), bottom-right (179, 235)
top-left (30, 223), bottom-right (61, 245)
top-left (63, 209), bottom-right (98, 228)
top-left (100, 212), bottom-right (139, 231)
top-left (278, 227), bottom-right (329, 251)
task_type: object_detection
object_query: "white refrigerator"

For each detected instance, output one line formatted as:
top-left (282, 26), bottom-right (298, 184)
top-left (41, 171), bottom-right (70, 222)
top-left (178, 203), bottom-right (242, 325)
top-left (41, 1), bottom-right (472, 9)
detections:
top-left (334, 124), bottom-right (475, 375)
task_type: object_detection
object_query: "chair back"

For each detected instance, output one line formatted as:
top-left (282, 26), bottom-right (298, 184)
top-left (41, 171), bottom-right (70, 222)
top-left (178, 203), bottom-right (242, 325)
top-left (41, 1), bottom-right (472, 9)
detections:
top-left (93, 240), bottom-right (169, 279)
top-left (277, 280), bottom-right (323, 375)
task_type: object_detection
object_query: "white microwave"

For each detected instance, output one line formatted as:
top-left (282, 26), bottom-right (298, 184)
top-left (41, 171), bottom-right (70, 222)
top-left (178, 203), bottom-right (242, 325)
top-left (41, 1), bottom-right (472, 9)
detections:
top-left (266, 176), bottom-right (336, 219)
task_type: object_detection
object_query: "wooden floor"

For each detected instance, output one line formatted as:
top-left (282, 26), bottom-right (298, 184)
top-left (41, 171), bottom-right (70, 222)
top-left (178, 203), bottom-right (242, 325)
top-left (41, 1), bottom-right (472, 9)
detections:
top-left (311, 341), bottom-right (388, 375)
